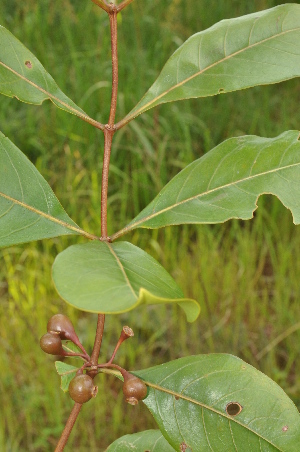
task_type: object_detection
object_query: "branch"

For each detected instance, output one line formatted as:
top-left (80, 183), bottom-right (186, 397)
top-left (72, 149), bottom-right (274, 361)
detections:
top-left (117, 0), bottom-right (135, 13)
top-left (90, 0), bottom-right (111, 13)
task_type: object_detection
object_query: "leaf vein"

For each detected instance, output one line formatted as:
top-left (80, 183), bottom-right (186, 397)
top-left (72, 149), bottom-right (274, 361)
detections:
top-left (2, 142), bottom-right (24, 202)
top-left (0, 190), bottom-right (95, 239)
top-left (228, 420), bottom-right (238, 451)
top-left (106, 243), bottom-right (137, 299)
top-left (0, 61), bottom-right (103, 129)
top-left (202, 408), bottom-right (213, 451)
top-left (128, 160), bottom-right (300, 230)
top-left (129, 24), bottom-right (300, 119)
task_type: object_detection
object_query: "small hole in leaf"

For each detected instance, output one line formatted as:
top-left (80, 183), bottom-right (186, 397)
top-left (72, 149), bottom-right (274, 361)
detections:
top-left (218, 88), bottom-right (225, 93)
top-left (25, 60), bottom-right (32, 69)
top-left (282, 426), bottom-right (288, 432)
top-left (226, 402), bottom-right (243, 416)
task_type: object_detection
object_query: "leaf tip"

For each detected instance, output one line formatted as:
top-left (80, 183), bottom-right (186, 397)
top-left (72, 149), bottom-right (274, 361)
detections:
top-left (139, 288), bottom-right (200, 323)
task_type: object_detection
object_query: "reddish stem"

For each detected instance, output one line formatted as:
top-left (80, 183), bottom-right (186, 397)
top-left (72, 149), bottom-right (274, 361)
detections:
top-left (101, 7), bottom-right (118, 239)
top-left (91, 0), bottom-right (134, 14)
top-left (90, 0), bottom-right (111, 13)
top-left (117, 0), bottom-right (135, 12)
top-left (108, 8), bottom-right (119, 126)
top-left (101, 128), bottom-right (114, 239)
top-left (54, 403), bottom-right (82, 452)
top-left (108, 326), bottom-right (134, 364)
top-left (55, 2), bottom-right (128, 450)
top-left (97, 361), bottom-right (125, 376)
top-left (69, 336), bottom-right (91, 361)
top-left (91, 314), bottom-right (106, 366)
top-left (63, 351), bottom-right (90, 360)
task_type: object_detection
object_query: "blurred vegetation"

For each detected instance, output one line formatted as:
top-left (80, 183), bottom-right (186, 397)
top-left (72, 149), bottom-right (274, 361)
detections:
top-left (0, 0), bottom-right (300, 450)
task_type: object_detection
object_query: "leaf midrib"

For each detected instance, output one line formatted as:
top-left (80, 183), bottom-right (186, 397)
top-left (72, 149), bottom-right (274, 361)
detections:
top-left (0, 61), bottom-right (102, 129)
top-left (126, 24), bottom-right (300, 121)
top-left (115, 158), bottom-right (300, 236)
top-left (0, 190), bottom-right (98, 240)
top-left (146, 380), bottom-right (282, 451)
top-left (105, 243), bottom-right (138, 299)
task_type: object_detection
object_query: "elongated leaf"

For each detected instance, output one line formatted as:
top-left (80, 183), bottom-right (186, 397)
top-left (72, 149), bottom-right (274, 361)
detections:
top-left (52, 241), bottom-right (200, 322)
top-left (55, 361), bottom-right (78, 392)
top-left (123, 4), bottom-right (300, 124)
top-left (0, 25), bottom-right (101, 128)
top-left (0, 132), bottom-right (94, 247)
top-left (105, 430), bottom-right (175, 452)
top-left (135, 354), bottom-right (300, 452)
top-left (113, 131), bottom-right (300, 237)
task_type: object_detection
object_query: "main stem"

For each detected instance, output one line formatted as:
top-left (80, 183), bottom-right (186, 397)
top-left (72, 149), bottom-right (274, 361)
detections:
top-left (55, 404), bottom-right (82, 452)
top-left (55, 5), bottom-right (120, 451)
top-left (90, 314), bottom-right (106, 367)
top-left (101, 7), bottom-right (118, 239)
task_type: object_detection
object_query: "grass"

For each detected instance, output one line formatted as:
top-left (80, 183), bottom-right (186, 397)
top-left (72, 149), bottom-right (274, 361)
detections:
top-left (0, 0), bottom-right (300, 450)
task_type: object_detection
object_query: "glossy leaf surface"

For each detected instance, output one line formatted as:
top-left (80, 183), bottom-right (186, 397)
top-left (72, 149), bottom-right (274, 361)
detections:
top-left (52, 241), bottom-right (200, 322)
top-left (55, 362), bottom-right (78, 392)
top-left (115, 131), bottom-right (300, 235)
top-left (0, 25), bottom-right (99, 126)
top-left (106, 430), bottom-right (175, 451)
top-left (136, 354), bottom-right (300, 452)
top-left (124, 4), bottom-right (300, 123)
top-left (0, 132), bottom-right (88, 247)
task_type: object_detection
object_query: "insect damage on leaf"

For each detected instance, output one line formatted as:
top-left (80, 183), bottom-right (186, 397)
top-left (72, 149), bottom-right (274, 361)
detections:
top-left (226, 401), bottom-right (243, 416)
top-left (180, 443), bottom-right (192, 452)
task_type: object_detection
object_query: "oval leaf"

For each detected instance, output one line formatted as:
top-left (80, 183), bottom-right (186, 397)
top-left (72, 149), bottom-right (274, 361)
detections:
top-left (135, 354), bottom-right (300, 452)
top-left (113, 131), bottom-right (300, 236)
top-left (122, 4), bottom-right (300, 125)
top-left (0, 132), bottom-right (95, 247)
top-left (52, 241), bottom-right (200, 322)
top-left (105, 430), bottom-right (175, 452)
top-left (0, 25), bottom-right (101, 128)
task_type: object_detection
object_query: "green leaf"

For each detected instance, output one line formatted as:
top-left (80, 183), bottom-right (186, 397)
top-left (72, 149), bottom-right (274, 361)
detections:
top-left (0, 25), bottom-right (101, 127)
top-left (135, 354), bottom-right (300, 452)
top-left (55, 361), bottom-right (78, 392)
top-left (122, 4), bottom-right (300, 124)
top-left (0, 132), bottom-right (94, 247)
top-left (52, 241), bottom-right (200, 322)
top-left (105, 430), bottom-right (176, 451)
top-left (113, 131), bottom-right (300, 236)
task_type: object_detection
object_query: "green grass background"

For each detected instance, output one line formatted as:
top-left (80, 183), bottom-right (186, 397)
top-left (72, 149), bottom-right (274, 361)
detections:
top-left (0, 0), bottom-right (300, 450)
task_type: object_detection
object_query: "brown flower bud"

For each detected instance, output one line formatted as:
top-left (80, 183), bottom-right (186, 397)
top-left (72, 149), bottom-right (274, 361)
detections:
top-left (122, 372), bottom-right (147, 405)
top-left (69, 374), bottom-right (98, 404)
top-left (40, 332), bottom-right (64, 355)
